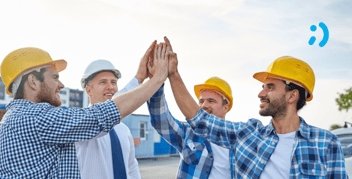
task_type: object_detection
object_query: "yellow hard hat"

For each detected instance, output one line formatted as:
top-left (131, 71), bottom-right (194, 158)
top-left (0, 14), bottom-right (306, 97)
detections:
top-left (194, 77), bottom-right (233, 111)
top-left (1, 47), bottom-right (67, 95)
top-left (253, 56), bottom-right (315, 101)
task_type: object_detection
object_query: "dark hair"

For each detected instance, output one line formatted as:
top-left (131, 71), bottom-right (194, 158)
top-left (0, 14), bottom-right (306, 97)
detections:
top-left (12, 68), bottom-right (46, 99)
top-left (222, 98), bottom-right (229, 106)
top-left (283, 80), bottom-right (308, 111)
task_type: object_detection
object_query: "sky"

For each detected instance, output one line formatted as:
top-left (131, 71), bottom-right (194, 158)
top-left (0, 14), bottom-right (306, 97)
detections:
top-left (0, 0), bottom-right (352, 130)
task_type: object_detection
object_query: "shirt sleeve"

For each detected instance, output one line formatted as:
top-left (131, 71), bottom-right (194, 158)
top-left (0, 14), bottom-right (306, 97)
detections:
top-left (36, 99), bottom-right (120, 144)
top-left (187, 108), bottom-right (245, 149)
top-left (325, 136), bottom-right (349, 178)
top-left (113, 77), bottom-right (140, 97)
top-left (147, 86), bottom-right (188, 152)
top-left (127, 128), bottom-right (141, 179)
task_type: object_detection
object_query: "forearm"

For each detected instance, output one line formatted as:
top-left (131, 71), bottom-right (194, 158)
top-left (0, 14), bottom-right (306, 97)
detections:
top-left (169, 71), bottom-right (200, 120)
top-left (148, 87), bottom-right (185, 151)
top-left (113, 77), bottom-right (164, 119)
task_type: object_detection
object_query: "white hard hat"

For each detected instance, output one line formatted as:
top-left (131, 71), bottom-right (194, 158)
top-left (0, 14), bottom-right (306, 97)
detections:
top-left (81, 59), bottom-right (121, 89)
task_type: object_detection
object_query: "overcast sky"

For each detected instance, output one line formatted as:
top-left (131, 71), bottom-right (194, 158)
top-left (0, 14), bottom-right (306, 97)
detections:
top-left (1, 0), bottom-right (352, 130)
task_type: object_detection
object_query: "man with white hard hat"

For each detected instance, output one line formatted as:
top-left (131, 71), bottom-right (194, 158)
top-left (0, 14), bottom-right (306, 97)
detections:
top-left (75, 59), bottom-right (142, 179)
top-left (0, 42), bottom-right (170, 178)
top-left (167, 55), bottom-right (348, 178)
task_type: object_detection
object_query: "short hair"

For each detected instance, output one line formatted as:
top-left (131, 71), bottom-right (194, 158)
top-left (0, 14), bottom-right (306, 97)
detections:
top-left (283, 80), bottom-right (307, 111)
top-left (13, 68), bottom-right (46, 99)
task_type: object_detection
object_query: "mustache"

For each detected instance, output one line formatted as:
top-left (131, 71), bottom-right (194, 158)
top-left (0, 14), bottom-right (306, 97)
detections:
top-left (202, 107), bottom-right (212, 114)
top-left (260, 97), bottom-right (270, 103)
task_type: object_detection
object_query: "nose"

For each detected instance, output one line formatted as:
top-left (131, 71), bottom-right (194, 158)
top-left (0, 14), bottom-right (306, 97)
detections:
top-left (58, 80), bottom-right (65, 89)
top-left (200, 100), bottom-right (210, 109)
top-left (258, 88), bottom-right (266, 99)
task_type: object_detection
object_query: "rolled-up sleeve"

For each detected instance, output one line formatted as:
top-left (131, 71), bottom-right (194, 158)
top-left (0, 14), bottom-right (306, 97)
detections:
top-left (36, 99), bottom-right (120, 144)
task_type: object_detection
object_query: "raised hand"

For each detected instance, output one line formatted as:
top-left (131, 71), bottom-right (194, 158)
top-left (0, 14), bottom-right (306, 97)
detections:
top-left (149, 43), bottom-right (169, 82)
top-left (164, 36), bottom-right (178, 77)
top-left (135, 40), bottom-right (156, 83)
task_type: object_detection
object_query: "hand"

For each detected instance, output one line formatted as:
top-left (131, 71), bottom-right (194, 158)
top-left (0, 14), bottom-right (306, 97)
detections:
top-left (135, 40), bottom-right (156, 83)
top-left (148, 43), bottom-right (169, 82)
top-left (164, 36), bottom-right (178, 77)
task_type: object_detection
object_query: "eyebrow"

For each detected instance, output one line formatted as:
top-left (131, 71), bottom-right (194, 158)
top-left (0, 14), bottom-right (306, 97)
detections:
top-left (263, 83), bottom-right (275, 88)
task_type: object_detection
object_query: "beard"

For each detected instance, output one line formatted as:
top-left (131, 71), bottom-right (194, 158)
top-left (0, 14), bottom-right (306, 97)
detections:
top-left (259, 94), bottom-right (287, 118)
top-left (36, 82), bottom-right (62, 107)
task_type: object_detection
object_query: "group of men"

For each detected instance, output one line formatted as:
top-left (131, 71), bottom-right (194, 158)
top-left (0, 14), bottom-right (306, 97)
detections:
top-left (0, 37), bottom-right (349, 178)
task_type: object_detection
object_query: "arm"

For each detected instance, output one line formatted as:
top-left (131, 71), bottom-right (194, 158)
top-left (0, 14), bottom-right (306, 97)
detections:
top-left (164, 36), bottom-right (200, 120)
top-left (147, 86), bottom-right (187, 152)
top-left (325, 137), bottom-right (348, 178)
top-left (127, 129), bottom-right (141, 179)
top-left (113, 43), bottom-right (170, 119)
top-left (113, 77), bottom-right (140, 97)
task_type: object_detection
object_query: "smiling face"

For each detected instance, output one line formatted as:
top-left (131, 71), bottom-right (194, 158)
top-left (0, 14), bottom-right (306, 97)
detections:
top-left (36, 66), bottom-right (65, 107)
top-left (86, 71), bottom-right (118, 104)
top-left (199, 90), bottom-right (229, 119)
top-left (258, 78), bottom-right (288, 118)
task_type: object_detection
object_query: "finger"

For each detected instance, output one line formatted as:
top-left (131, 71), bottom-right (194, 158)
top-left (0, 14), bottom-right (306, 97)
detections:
top-left (154, 44), bottom-right (158, 61)
top-left (164, 36), bottom-right (173, 52)
top-left (144, 40), bottom-right (156, 59)
top-left (157, 43), bottom-right (163, 60)
top-left (161, 43), bottom-right (167, 60)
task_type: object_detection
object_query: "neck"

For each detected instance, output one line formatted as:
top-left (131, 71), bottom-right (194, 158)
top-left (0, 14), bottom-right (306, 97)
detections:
top-left (272, 109), bottom-right (300, 134)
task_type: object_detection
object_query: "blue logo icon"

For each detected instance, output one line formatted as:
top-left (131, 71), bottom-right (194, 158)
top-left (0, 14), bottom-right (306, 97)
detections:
top-left (308, 22), bottom-right (329, 47)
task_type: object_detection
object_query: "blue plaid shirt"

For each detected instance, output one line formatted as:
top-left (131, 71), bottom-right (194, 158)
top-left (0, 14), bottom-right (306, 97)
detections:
top-left (148, 87), bottom-right (234, 179)
top-left (0, 99), bottom-right (120, 179)
top-left (187, 109), bottom-right (348, 179)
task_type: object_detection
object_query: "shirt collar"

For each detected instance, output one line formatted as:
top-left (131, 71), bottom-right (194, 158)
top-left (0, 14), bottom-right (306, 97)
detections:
top-left (6, 99), bottom-right (34, 110)
top-left (260, 116), bottom-right (310, 140)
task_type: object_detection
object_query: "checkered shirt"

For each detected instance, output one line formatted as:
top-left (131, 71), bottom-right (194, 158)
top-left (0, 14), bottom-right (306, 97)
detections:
top-left (0, 99), bottom-right (120, 179)
top-left (187, 109), bottom-right (349, 179)
top-left (148, 87), bottom-right (234, 179)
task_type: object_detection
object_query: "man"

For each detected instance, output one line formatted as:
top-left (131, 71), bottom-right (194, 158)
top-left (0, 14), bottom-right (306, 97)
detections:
top-left (165, 55), bottom-right (348, 178)
top-left (75, 59), bottom-right (142, 179)
top-left (147, 37), bottom-right (234, 179)
top-left (0, 43), bottom-right (170, 178)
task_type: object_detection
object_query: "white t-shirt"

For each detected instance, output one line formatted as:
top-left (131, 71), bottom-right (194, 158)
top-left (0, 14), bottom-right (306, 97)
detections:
top-left (208, 143), bottom-right (231, 179)
top-left (260, 131), bottom-right (296, 179)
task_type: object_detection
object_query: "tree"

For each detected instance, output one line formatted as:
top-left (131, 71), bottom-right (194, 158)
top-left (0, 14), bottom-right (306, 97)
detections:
top-left (336, 87), bottom-right (352, 111)
top-left (329, 124), bottom-right (343, 131)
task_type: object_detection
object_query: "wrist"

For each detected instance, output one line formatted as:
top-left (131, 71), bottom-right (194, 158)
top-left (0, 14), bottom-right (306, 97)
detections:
top-left (135, 75), bottom-right (145, 83)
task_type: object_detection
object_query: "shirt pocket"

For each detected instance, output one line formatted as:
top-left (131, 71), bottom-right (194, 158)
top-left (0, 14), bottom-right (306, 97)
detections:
top-left (181, 139), bottom-right (206, 165)
top-left (299, 162), bottom-right (327, 177)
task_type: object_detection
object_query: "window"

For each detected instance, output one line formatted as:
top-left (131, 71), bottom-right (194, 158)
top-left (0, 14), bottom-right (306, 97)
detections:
top-left (62, 100), bottom-right (66, 104)
top-left (59, 91), bottom-right (66, 95)
top-left (69, 101), bottom-right (74, 107)
top-left (140, 122), bottom-right (147, 140)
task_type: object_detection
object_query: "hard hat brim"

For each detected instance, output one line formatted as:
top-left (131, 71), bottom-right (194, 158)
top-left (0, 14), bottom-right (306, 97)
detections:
top-left (194, 84), bottom-right (233, 111)
top-left (253, 71), bottom-right (313, 101)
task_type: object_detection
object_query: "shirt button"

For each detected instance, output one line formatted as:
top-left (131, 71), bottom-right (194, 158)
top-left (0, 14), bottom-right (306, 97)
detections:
top-left (312, 169), bottom-right (315, 173)
top-left (271, 142), bottom-right (275, 145)
top-left (260, 160), bottom-right (265, 164)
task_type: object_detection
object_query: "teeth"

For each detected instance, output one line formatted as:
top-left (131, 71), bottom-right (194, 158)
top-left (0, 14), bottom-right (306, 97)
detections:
top-left (105, 94), bottom-right (113, 96)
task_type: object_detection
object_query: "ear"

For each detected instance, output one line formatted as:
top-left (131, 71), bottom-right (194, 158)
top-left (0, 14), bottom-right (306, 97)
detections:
top-left (288, 89), bottom-right (299, 104)
top-left (27, 74), bottom-right (41, 91)
top-left (86, 85), bottom-right (93, 97)
top-left (223, 103), bottom-right (230, 113)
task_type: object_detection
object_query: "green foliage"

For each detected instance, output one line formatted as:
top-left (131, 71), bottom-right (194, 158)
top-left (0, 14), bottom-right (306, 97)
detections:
top-left (329, 124), bottom-right (343, 131)
top-left (336, 87), bottom-right (352, 112)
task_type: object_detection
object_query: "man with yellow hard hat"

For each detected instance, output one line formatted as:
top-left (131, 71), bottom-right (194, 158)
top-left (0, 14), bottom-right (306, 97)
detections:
top-left (162, 55), bottom-right (348, 178)
top-left (147, 37), bottom-right (234, 179)
top-left (0, 43), bottom-right (170, 178)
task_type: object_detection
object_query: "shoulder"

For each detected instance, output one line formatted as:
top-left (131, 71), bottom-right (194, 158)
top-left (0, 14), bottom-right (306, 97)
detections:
top-left (114, 122), bottom-right (132, 135)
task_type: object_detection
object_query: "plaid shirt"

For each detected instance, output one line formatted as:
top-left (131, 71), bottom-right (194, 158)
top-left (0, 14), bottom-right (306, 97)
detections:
top-left (0, 99), bottom-right (120, 179)
top-left (187, 109), bottom-right (349, 179)
top-left (148, 87), bottom-right (234, 179)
